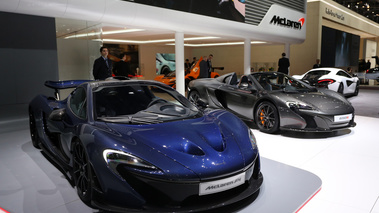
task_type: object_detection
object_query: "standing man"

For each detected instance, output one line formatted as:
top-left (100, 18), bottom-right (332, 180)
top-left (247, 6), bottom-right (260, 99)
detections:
top-left (366, 59), bottom-right (371, 70)
top-left (278, 52), bottom-right (290, 75)
top-left (190, 57), bottom-right (197, 67)
top-left (207, 54), bottom-right (213, 77)
top-left (199, 56), bottom-right (209, 78)
top-left (313, 59), bottom-right (322, 68)
top-left (93, 47), bottom-right (113, 80)
top-left (113, 53), bottom-right (133, 77)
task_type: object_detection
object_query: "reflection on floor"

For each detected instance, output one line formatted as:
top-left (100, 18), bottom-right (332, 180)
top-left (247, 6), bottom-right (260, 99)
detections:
top-left (0, 89), bottom-right (378, 213)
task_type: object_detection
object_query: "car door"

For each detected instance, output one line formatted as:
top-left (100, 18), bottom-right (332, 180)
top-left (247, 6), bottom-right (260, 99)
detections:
top-left (215, 77), bottom-right (258, 120)
top-left (337, 70), bottom-right (356, 94)
top-left (47, 86), bottom-right (88, 161)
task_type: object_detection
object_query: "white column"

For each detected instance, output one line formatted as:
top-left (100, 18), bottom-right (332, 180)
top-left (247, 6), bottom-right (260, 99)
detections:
top-left (284, 43), bottom-right (290, 58)
top-left (285, 43), bottom-right (290, 74)
top-left (175, 32), bottom-right (185, 96)
top-left (244, 39), bottom-right (251, 75)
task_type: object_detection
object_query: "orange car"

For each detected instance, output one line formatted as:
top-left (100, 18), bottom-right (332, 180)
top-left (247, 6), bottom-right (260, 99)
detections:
top-left (154, 57), bottom-right (221, 88)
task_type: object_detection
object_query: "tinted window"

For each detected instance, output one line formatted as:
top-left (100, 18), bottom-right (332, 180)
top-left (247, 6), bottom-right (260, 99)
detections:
top-left (93, 83), bottom-right (199, 123)
top-left (337, 70), bottom-right (351, 78)
top-left (252, 73), bottom-right (313, 92)
top-left (303, 70), bottom-right (331, 80)
top-left (69, 87), bottom-right (87, 119)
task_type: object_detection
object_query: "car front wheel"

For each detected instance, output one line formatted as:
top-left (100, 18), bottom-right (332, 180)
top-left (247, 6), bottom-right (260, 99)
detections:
top-left (255, 101), bottom-right (279, 133)
top-left (72, 140), bottom-right (92, 206)
top-left (337, 83), bottom-right (344, 94)
top-left (354, 82), bottom-right (359, 96)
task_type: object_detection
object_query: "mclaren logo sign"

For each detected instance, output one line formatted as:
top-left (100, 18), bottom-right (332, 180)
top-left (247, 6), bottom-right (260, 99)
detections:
top-left (270, 16), bottom-right (305, 30)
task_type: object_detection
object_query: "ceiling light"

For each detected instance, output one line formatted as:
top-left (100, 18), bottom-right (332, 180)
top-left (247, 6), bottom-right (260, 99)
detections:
top-left (102, 29), bottom-right (146, 35)
top-left (166, 41), bottom-right (267, 47)
top-left (97, 36), bottom-right (220, 44)
top-left (64, 28), bottom-right (145, 39)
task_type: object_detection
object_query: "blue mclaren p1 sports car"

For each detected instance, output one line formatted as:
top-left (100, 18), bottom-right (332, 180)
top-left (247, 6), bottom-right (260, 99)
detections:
top-left (29, 78), bottom-right (262, 212)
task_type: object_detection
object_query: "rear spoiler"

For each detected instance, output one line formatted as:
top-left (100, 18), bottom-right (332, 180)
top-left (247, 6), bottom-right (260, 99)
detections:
top-left (44, 80), bottom-right (92, 100)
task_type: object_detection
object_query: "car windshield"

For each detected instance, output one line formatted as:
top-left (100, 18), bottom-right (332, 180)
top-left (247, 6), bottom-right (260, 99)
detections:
top-left (160, 53), bottom-right (175, 61)
top-left (93, 83), bottom-right (200, 124)
top-left (303, 70), bottom-right (331, 80)
top-left (252, 72), bottom-right (316, 93)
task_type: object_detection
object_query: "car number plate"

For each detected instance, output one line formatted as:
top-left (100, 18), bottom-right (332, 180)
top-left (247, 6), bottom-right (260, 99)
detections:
top-left (334, 114), bottom-right (352, 122)
top-left (199, 172), bottom-right (245, 196)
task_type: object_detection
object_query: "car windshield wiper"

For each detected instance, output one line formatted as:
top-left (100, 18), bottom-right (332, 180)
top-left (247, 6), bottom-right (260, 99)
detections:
top-left (98, 114), bottom-right (163, 124)
top-left (97, 111), bottom-right (184, 124)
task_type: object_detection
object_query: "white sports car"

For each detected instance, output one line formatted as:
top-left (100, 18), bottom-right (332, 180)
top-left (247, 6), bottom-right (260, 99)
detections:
top-left (293, 68), bottom-right (359, 96)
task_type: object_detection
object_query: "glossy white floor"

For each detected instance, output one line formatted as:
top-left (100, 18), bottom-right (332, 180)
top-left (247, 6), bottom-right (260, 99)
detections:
top-left (0, 88), bottom-right (378, 213)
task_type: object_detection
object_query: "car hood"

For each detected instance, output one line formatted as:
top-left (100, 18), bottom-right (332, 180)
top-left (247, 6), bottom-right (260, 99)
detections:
top-left (105, 111), bottom-right (252, 180)
top-left (271, 90), bottom-right (354, 113)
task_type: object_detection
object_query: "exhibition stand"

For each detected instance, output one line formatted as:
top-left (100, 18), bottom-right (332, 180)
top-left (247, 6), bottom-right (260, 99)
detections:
top-left (0, 111), bottom-right (321, 213)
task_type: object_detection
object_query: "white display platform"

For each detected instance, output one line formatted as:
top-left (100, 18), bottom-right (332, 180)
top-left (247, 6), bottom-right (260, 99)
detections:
top-left (235, 158), bottom-right (322, 213)
top-left (0, 117), bottom-right (321, 213)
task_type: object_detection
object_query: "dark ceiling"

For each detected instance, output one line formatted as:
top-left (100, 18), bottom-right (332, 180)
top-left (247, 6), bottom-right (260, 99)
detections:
top-left (334, 0), bottom-right (379, 23)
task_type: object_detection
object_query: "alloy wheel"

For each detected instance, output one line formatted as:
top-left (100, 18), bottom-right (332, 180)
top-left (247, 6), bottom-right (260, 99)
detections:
top-left (256, 102), bottom-right (279, 133)
top-left (73, 141), bottom-right (92, 204)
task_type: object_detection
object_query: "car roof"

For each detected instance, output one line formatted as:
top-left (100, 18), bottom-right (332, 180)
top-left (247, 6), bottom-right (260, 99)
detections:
top-left (308, 67), bottom-right (344, 73)
top-left (86, 79), bottom-right (171, 89)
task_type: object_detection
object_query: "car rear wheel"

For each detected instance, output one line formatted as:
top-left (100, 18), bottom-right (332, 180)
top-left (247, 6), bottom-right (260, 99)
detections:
top-left (354, 82), bottom-right (359, 96)
top-left (72, 140), bottom-right (92, 206)
top-left (29, 109), bottom-right (41, 149)
top-left (337, 83), bottom-right (344, 94)
top-left (255, 101), bottom-right (279, 133)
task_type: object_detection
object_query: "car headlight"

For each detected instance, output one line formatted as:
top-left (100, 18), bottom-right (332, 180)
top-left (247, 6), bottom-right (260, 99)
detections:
top-left (249, 129), bottom-right (258, 150)
top-left (103, 149), bottom-right (157, 176)
top-left (286, 101), bottom-right (314, 110)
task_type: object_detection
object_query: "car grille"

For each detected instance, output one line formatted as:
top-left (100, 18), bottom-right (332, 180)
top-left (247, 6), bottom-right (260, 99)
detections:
top-left (116, 158), bottom-right (262, 208)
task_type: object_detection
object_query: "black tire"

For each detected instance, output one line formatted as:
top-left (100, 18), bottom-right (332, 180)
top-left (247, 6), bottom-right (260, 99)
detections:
top-left (29, 109), bottom-right (41, 149)
top-left (337, 83), bottom-right (344, 94)
top-left (161, 66), bottom-right (170, 75)
top-left (354, 82), bottom-right (359, 96)
top-left (188, 90), bottom-right (200, 105)
top-left (255, 101), bottom-right (279, 133)
top-left (72, 140), bottom-right (92, 206)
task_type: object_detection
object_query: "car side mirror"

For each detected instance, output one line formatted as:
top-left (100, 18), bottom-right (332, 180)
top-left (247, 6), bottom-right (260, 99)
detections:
top-left (48, 108), bottom-right (66, 121)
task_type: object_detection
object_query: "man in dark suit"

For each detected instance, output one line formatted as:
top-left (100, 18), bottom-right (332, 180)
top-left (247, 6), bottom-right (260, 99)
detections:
top-left (199, 56), bottom-right (209, 78)
top-left (278, 52), bottom-right (290, 75)
top-left (207, 54), bottom-right (213, 77)
top-left (93, 47), bottom-right (113, 80)
top-left (313, 59), bottom-right (322, 68)
top-left (113, 53), bottom-right (133, 77)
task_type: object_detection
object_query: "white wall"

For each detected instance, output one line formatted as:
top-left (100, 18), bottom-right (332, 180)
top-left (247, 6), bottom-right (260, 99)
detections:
top-left (56, 38), bottom-right (101, 98)
top-left (365, 40), bottom-right (377, 68)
